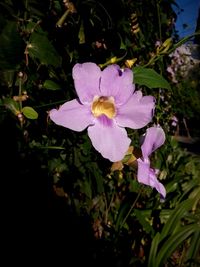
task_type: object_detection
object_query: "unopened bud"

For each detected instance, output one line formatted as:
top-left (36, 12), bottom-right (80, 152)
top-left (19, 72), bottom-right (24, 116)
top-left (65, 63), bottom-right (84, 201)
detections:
top-left (18, 72), bottom-right (24, 78)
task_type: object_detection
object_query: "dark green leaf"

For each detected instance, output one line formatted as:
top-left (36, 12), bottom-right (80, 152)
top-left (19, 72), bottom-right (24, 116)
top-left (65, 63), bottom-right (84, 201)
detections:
top-left (0, 21), bottom-right (24, 69)
top-left (186, 230), bottom-right (200, 261)
top-left (148, 232), bottom-right (161, 267)
top-left (78, 21), bottom-right (85, 44)
top-left (3, 97), bottom-right (20, 114)
top-left (156, 225), bottom-right (200, 267)
top-left (0, 70), bottom-right (15, 88)
top-left (82, 180), bottom-right (92, 199)
top-left (115, 201), bottom-right (131, 231)
top-left (43, 80), bottom-right (61, 90)
top-left (28, 30), bottom-right (62, 67)
top-left (133, 67), bottom-right (171, 89)
top-left (160, 199), bottom-right (194, 240)
top-left (134, 209), bottom-right (154, 235)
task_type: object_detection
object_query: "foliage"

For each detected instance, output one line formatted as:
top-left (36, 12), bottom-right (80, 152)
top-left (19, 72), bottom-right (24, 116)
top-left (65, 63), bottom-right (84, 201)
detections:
top-left (0, 0), bottom-right (200, 266)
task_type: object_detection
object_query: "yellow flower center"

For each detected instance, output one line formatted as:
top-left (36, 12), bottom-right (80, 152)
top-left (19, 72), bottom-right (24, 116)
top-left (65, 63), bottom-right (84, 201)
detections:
top-left (91, 96), bottom-right (116, 119)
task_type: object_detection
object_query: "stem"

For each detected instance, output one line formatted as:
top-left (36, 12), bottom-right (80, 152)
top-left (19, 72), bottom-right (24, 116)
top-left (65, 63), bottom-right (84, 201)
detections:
top-left (167, 31), bottom-right (200, 54)
top-left (120, 190), bottom-right (141, 229)
top-left (143, 54), bottom-right (157, 68)
top-left (34, 100), bottom-right (66, 109)
top-left (156, 0), bottom-right (162, 41)
top-left (104, 193), bottom-right (108, 224)
top-left (99, 51), bottom-right (127, 69)
top-left (18, 77), bottom-right (22, 111)
top-left (24, 0), bottom-right (28, 21)
top-left (104, 191), bottom-right (115, 225)
top-left (56, 9), bottom-right (70, 27)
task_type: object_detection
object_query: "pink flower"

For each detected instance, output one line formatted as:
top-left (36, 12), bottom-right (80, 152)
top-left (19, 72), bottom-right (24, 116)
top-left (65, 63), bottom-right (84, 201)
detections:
top-left (137, 126), bottom-right (166, 199)
top-left (49, 63), bottom-right (155, 162)
top-left (171, 115), bottom-right (178, 127)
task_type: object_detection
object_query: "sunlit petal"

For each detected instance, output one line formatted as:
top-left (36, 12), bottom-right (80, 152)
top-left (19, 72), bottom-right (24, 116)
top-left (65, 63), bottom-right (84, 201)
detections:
top-left (100, 65), bottom-right (135, 105)
top-left (115, 91), bottom-right (155, 129)
top-left (137, 158), bottom-right (166, 198)
top-left (88, 115), bottom-right (131, 162)
top-left (49, 99), bottom-right (94, 131)
top-left (141, 126), bottom-right (166, 157)
top-left (72, 63), bottom-right (101, 104)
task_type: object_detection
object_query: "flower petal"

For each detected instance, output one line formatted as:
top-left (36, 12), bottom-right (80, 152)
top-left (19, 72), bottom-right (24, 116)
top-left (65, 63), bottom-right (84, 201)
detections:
top-left (72, 63), bottom-right (101, 104)
top-left (137, 158), bottom-right (166, 198)
top-left (49, 99), bottom-right (94, 131)
top-left (149, 171), bottom-right (166, 199)
top-left (87, 115), bottom-right (131, 162)
top-left (100, 65), bottom-right (135, 105)
top-left (115, 91), bottom-right (155, 129)
top-left (141, 126), bottom-right (166, 157)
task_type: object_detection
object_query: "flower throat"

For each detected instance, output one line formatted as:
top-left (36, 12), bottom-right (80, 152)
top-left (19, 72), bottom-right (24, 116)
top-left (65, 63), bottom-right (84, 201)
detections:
top-left (91, 96), bottom-right (116, 119)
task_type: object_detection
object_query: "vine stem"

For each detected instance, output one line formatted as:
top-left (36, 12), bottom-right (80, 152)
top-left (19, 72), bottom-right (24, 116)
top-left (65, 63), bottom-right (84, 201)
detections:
top-left (156, 0), bottom-right (162, 41)
top-left (34, 100), bottom-right (66, 109)
top-left (18, 76), bottom-right (22, 111)
top-left (104, 191), bottom-right (115, 225)
top-left (120, 190), bottom-right (141, 229)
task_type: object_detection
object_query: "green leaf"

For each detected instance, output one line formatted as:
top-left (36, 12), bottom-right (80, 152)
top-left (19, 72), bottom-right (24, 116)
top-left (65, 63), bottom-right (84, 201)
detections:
top-left (133, 67), bottom-right (171, 89)
top-left (94, 171), bottom-right (104, 194)
top-left (148, 232), bottom-right (161, 267)
top-left (78, 21), bottom-right (85, 44)
top-left (134, 209), bottom-right (154, 235)
top-left (155, 225), bottom-right (200, 267)
top-left (160, 199), bottom-right (194, 240)
top-left (148, 198), bottom-right (198, 267)
top-left (28, 30), bottom-right (62, 67)
top-left (185, 230), bottom-right (200, 261)
top-left (86, 162), bottom-right (104, 194)
top-left (0, 69), bottom-right (15, 88)
top-left (22, 106), bottom-right (38, 119)
top-left (43, 80), bottom-right (61, 90)
top-left (3, 97), bottom-right (20, 114)
top-left (115, 200), bottom-right (132, 231)
top-left (0, 21), bottom-right (24, 69)
top-left (82, 180), bottom-right (92, 199)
